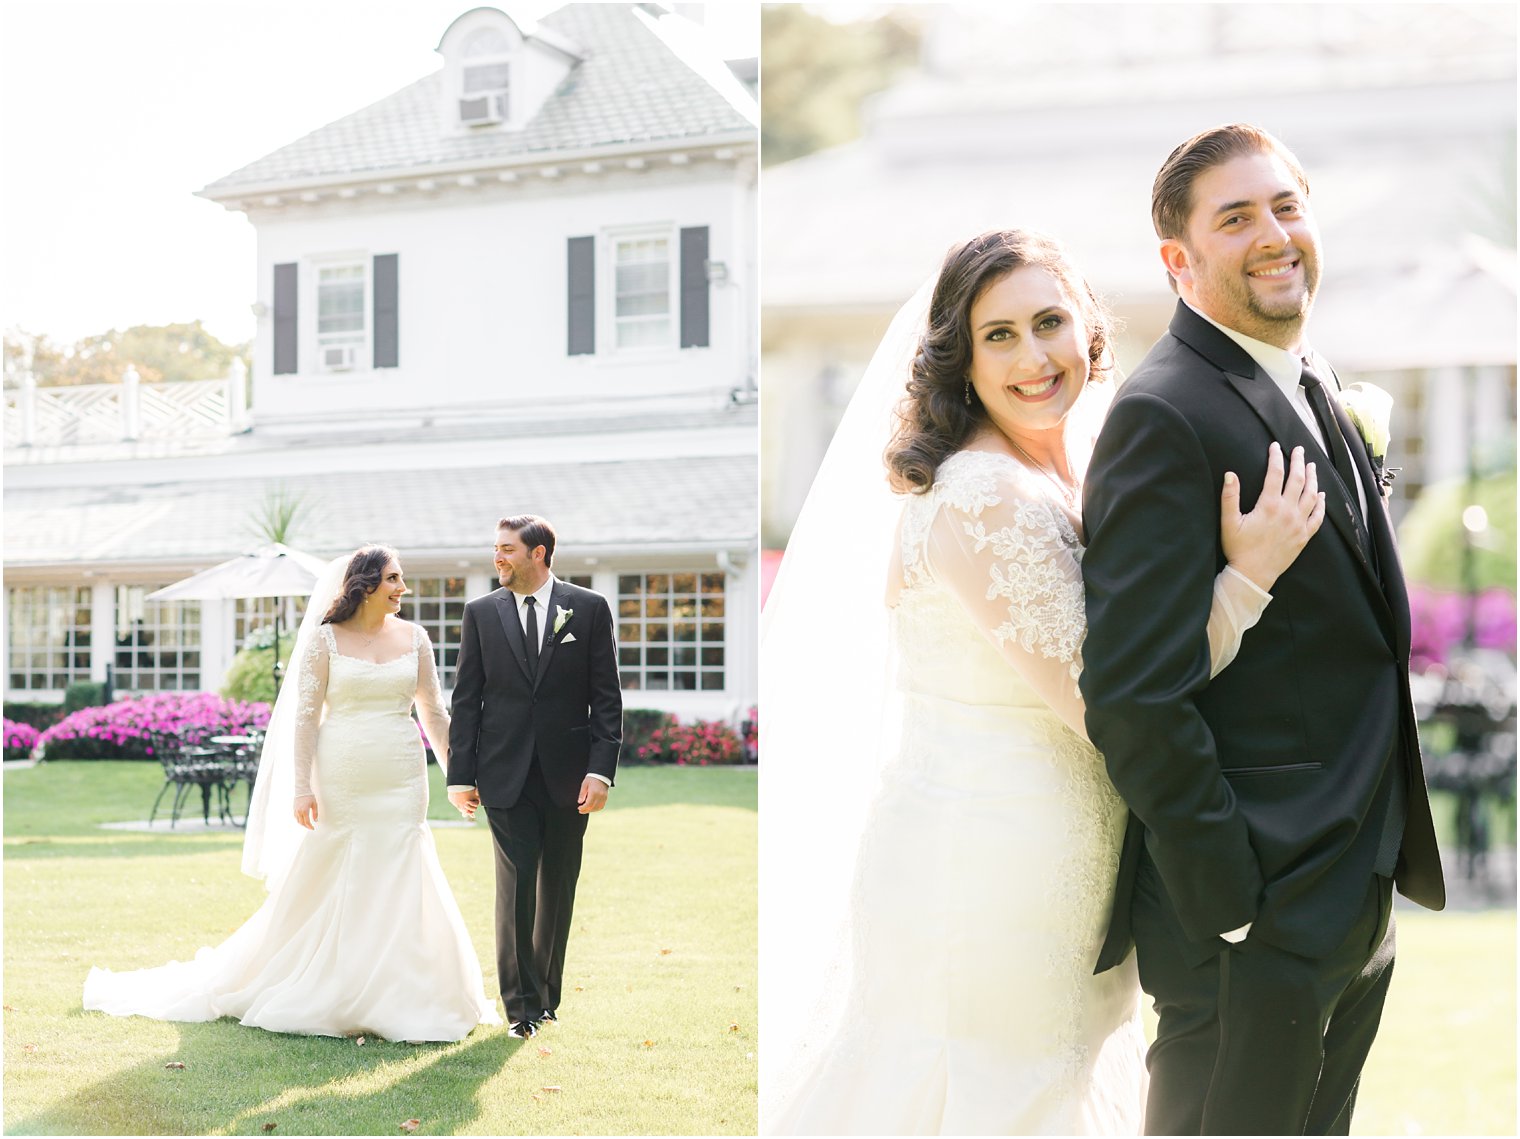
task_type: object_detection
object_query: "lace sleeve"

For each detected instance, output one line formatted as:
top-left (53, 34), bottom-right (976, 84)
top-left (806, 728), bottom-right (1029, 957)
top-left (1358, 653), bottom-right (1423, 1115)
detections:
top-left (412, 625), bottom-right (451, 771)
top-left (925, 457), bottom-right (1273, 740)
top-left (292, 626), bottom-right (331, 798)
top-left (925, 460), bottom-right (1092, 738)
top-left (1207, 566), bottom-right (1271, 677)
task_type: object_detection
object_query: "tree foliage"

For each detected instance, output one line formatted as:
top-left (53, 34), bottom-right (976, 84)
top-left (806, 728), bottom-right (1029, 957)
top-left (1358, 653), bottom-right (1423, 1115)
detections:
top-left (760, 6), bottom-right (922, 168)
top-left (2, 322), bottom-right (250, 388)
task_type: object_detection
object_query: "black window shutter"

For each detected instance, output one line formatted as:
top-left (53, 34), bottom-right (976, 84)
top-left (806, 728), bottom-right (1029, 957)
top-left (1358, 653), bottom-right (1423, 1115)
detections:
top-left (273, 263), bottom-right (298, 375)
top-left (567, 236), bottom-right (595, 356)
top-left (679, 226), bottom-right (710, 349)
top-left (373, 253), bottom-right (399, 368)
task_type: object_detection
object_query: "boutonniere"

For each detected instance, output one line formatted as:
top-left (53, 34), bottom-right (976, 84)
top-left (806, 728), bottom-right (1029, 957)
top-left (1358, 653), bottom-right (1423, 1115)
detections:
top-left (553, 608), bottom-right (573, 637)
top-left (1338, 382), bottom-right (1399, 498)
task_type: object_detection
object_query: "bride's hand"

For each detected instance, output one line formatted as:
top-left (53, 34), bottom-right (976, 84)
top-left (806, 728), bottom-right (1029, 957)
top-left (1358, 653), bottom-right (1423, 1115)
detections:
top-left (293, 795), bottom-right (319, 830)
top-left (1220, 442), bottom-right (1325, 592)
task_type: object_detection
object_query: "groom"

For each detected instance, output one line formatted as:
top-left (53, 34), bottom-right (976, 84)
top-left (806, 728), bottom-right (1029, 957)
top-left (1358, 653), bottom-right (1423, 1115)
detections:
top-left (1081, 124), bottom-right (1444, 1134)
top-left (447, 514), bottom-right (622, 1038)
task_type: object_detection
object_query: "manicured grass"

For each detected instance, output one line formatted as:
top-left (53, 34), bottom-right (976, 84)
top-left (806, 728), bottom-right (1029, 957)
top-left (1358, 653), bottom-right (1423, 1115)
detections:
top-left (4, 761), bottom-right (757, 1136)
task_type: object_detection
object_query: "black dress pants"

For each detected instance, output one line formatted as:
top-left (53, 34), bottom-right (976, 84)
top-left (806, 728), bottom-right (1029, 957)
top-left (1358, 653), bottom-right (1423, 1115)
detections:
top-left (484, 761), bottom-right (590, 1024)
top-left (1133, 858), bottom-right (1396, 1135)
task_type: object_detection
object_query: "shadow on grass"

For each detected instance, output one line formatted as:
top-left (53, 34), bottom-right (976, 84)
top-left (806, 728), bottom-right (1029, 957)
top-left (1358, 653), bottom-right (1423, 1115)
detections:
top-left (4, 837), bottom-right (247, 863)
top-left (11, 1015), bottom-right (522, 1136)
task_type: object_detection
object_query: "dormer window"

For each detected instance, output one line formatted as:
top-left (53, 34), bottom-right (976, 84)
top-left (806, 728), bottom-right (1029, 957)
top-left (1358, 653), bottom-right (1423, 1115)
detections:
top-left (459, 27), bottom-right (512, 128)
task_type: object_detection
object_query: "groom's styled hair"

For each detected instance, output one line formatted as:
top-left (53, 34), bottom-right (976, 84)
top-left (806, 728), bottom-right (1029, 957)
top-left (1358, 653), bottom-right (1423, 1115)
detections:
top-left (498, 514), bottom-right (556, 568)
top-left (1152, 123), bottom-right (1312, 292)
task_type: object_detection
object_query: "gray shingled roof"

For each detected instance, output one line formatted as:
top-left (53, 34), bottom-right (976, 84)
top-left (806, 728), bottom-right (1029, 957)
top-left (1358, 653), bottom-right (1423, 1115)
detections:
top-left (5, 454), bottom-right (756, 567)
top-left (200, 4), bottom-right (755, 197)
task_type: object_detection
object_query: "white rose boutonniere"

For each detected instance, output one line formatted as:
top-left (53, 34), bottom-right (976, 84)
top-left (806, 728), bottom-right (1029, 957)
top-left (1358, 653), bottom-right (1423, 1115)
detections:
top-left (1338, 382), bottom-right (1399, 497)
top-left (553, 608), bottom-right (573, 637)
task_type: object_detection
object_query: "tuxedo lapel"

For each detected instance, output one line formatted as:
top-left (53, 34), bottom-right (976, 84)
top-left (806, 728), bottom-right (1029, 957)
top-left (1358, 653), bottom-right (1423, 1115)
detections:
top-left (533, 581), bottom-right (573, 690)
top-left (1170, 305), bottom-right (1378, 588)
top-left (1326, 372), bottom-right (1407, 653)
top-left (493, 592), bottom-right (534, 683)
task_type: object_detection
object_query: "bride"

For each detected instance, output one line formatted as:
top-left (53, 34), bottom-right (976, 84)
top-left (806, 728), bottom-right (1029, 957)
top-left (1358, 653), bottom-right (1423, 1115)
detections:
top-left (84, 545), bottom-right (501, 1042)
top-left (761, 229), bottom-right (1323, 1133)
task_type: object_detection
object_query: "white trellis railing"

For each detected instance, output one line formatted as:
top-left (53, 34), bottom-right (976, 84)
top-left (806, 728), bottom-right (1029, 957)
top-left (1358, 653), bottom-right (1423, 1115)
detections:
top-left (4, 361), bottom-right (250, 448)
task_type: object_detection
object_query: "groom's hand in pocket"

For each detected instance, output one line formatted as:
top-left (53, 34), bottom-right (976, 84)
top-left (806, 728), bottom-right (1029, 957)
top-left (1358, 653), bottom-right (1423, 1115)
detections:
top-left (448, 787), bottom-right (480, 820)
top-left (577, 777), bottom-right (608, 815)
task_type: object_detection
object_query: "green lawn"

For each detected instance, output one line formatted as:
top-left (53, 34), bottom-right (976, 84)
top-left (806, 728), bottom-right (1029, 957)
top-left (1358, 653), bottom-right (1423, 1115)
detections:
top-left (4, 761), bottom-right (757, 1136)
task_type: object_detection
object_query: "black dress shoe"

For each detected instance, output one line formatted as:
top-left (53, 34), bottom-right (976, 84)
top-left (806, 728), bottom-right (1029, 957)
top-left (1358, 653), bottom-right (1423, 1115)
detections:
top-left (508, 1019), bottom-right (539, 1039)
top-left (539, 1009), bottom-right (558, 1024)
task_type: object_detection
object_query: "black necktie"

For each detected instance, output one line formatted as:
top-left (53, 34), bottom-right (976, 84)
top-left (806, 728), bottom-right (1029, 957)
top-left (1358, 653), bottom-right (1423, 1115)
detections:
top-left (523, 596), bottom-right (540, 676)
top-left (1298, 363), bottom-right (1361, 506)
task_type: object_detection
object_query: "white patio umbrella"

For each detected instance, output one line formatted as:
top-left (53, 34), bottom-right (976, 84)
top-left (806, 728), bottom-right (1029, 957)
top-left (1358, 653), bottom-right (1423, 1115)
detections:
top-left (149, 543), bottom-right (332, 690)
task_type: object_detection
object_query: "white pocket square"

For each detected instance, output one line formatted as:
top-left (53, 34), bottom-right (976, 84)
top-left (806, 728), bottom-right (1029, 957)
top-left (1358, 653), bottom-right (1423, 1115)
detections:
top-left (560, 632), bottom-right (577, 644)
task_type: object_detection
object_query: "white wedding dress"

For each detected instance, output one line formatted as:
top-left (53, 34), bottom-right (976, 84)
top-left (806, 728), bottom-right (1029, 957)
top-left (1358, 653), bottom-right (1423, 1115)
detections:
top-left (767, 449), bottom-right (1269, 1135)
top-left (84, 622), bottom-right (500, 1041)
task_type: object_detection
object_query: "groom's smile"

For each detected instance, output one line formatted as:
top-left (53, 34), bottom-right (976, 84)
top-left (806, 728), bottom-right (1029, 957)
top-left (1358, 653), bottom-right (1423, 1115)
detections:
top-left (1161, 150), bottom-right (1322, 349)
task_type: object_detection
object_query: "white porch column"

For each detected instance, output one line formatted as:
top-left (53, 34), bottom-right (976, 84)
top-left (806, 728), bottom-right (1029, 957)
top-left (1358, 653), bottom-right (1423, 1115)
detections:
top-left (201, 598), bottom-right (233, 693)
top-left (90, 581), bottom-right (115, 684)
top-left (1421, 365), bottom-right (1468, 486)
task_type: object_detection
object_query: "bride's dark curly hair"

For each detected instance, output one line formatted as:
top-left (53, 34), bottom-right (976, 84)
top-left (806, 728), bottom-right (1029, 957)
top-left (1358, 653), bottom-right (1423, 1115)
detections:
top-left (884, 229), bottom-right (1114, 494)
top-left (323, 545), bottom-right (400, 625)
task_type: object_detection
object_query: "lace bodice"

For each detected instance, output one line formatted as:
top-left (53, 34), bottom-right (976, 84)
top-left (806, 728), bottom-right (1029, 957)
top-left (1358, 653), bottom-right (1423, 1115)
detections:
top-left (291, 622), bottom-right (452, 798)
top-left (897, 449), bottom-right (1271, 740)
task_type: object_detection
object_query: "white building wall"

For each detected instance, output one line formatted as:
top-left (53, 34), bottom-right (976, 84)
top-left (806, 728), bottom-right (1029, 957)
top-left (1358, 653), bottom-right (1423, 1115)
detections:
top-left (250, 164), bottom-right (751, 425)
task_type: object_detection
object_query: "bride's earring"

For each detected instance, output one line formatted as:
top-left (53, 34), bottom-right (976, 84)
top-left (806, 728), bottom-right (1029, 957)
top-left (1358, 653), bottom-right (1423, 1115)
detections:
top-left (963, 379), bottom-right (972, 406)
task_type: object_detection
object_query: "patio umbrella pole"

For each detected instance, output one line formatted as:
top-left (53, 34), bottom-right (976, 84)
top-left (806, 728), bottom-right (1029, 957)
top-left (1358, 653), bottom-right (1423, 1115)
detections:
top-left (273, 610), bottom-right (283, 694)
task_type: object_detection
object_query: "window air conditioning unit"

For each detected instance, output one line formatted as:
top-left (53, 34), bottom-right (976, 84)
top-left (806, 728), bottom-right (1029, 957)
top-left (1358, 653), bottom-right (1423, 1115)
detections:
top-left (320, 344), bottom-right (357, 372)
top-left (458, 92), bottom-right (506, 127)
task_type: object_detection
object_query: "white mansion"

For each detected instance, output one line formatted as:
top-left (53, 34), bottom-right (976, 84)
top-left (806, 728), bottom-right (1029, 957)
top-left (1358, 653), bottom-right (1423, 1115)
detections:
top-left (4, 4), bottom-right (759, 723)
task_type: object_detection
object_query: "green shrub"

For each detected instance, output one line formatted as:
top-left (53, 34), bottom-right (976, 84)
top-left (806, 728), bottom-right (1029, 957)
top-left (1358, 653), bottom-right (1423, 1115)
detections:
top-left (63, 681), bottom-right (110, 713)
top-left (220, 626), bottom-right (296, 704)
top-left (622, 708), bottom-right (678, 763)
top-left (2, 702), bottom-right (66, 731)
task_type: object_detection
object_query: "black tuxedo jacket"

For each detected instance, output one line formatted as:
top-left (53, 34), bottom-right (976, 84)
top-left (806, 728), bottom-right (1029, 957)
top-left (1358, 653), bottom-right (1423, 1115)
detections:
top-left (447, 579), bottom-right (622, 810)
top-left (1081, 302), bottom-right (1444, 972)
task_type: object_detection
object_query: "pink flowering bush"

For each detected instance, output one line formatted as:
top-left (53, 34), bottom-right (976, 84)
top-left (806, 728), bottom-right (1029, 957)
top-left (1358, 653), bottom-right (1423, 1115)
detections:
top-left (36, 692), bottom-right (270, 761)
top-left (637, 716), bottom-right (745, 766)
top-left (1409, 586), bottom-right (1517, 670)
top-left (4, 719), bottom-right (41, 761)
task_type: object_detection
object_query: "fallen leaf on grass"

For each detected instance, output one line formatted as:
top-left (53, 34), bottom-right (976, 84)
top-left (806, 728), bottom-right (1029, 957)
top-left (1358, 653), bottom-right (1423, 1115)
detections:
top-left (573, 986), bottom-right (584, 993)
top-left (261, 1124), bottom-right (278, 1133)
top-left (3, 1004), bottom-right (15, 1011)
top-left (537, 1046), bottom-right (552, 1056)
top-left (728, 1023), bottom-right (741, 1033)
top-left (399, 1120), bottom-right (421, 1133)
top-left (658, 948), bottom-right (672, 956)
top-left (164, 1061), bottom-right (186, 1069)
top-left (642, 1039), bottom-right (655, 1048)
top-left (23, 1044), bottom-right (37, 1053)
top-left (541, 1085), bottom-right (562, 1093)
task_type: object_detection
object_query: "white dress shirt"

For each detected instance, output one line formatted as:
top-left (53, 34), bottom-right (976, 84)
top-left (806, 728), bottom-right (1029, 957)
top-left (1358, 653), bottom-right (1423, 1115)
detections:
top-left (450, 573), bottom-right (611, 791)
top-left (1188, 302), bottom-right (1368, 524)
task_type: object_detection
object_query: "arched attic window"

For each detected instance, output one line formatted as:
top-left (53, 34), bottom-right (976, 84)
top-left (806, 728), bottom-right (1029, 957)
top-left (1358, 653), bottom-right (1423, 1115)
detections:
top-left (459, 26), bottom-right (513, 127)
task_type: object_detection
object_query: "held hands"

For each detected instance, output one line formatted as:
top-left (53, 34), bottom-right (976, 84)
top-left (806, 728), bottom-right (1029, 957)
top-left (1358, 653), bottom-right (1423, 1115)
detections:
top-left (577, 777), bottom-right (608, 815)
top-left (448, 787), bottom-right (480, 821)
top-left (293, 795), bottom-right (319, 830)
top-left (1220, 442), bottom-right (1326, 592)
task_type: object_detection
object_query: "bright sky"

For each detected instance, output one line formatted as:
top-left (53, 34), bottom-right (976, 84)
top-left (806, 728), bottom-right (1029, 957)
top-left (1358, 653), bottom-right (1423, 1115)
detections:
top-left (0, 1), bottom-right (758, 349)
